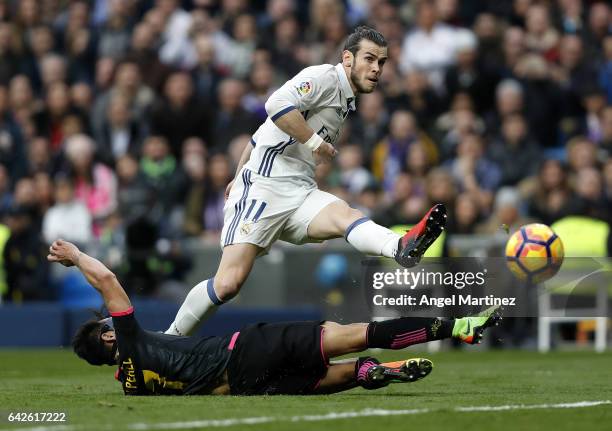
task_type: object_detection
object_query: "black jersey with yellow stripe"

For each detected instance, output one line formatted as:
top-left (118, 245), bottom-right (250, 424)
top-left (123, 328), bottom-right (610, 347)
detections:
top-left (111, 307), bottom-right (232, 395)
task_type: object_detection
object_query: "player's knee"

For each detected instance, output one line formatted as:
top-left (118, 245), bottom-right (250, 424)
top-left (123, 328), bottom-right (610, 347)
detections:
top-left (214, 272), bottom-right (246, 301)
top-left (337, 205), bottom-right (365, 232)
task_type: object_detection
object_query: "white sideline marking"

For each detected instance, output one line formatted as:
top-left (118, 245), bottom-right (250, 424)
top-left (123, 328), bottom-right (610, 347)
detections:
top-left (3, 400), bottom-right (610, 431)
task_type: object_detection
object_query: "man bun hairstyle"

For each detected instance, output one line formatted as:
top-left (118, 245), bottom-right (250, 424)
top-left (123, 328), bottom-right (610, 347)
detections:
top-left (343, 25), bottom-right (387, 56)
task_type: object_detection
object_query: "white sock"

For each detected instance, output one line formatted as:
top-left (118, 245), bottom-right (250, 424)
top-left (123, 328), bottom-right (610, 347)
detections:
top-left (345, 218), bottom-right (400, 258)
top-left (165, 279), bottom-right (221, 336)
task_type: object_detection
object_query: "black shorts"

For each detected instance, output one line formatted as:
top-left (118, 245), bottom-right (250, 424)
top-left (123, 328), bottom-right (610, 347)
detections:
top-left (227, 321), bottom-right (328, 395)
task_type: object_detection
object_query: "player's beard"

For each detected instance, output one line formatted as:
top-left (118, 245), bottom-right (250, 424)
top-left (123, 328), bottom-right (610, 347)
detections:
top-left (350, 62), bottom-right (371, 94)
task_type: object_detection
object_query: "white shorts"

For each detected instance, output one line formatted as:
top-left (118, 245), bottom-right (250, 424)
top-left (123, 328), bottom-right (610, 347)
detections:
top-left (220, 168), bottom-right (340, 254)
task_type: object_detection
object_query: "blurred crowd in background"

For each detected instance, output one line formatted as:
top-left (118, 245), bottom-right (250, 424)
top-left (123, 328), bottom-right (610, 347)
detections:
top-left (1, 0), bottom-right (611, 302)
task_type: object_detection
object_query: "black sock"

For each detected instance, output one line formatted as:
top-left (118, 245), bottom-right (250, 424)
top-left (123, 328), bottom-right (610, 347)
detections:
top-left (367, 317), bottom-right (453, 349)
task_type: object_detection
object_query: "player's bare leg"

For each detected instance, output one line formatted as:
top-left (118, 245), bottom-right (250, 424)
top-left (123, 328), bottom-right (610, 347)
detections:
top-left (307, 200), bottom-right (446, 267)
top-left (165, 243), bottom-right (261, 336)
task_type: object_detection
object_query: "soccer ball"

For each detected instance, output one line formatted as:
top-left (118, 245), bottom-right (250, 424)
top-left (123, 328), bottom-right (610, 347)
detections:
top-left (505, 223), bottom-right (564, 284)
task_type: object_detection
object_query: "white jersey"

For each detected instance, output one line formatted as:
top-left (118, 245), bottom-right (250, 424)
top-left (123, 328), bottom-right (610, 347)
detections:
top-left (244, 63), bottom-right (356, 183)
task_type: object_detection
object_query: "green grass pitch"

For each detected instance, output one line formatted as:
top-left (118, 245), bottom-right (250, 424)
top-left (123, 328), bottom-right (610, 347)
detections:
top-left (1, 349), bottom-right (611, 431)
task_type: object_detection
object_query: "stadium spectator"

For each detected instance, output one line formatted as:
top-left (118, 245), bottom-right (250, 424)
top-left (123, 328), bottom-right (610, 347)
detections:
top-left (91, 60), bottom-right (154, 143)
top-left (373, 172), bottom-right (422, 227)
top-left (599, 106), bottom-right (612, 156)
top-left (390, 70), bottom-right (443, 130)
top-left (12, 176), bottom-right (41, 226)
top-left (156, 0), bottom-right (194, 68)
top-left (337, 144), bottom-right (374, 198)
top-left (515, 56), bottom-right (563, 148)
top-left (472, 13), bottom-right (503, 73)
top-left (371, 110), bottom-right (436, 193)
top-left (499, 26), bottom-right (526, 79)
top-left (476, 187), bottom-right (533, 235)
top-left (0, 85), bottom-right (27, 182)
top-left (22, 25), bottom-right (56, 94)
top-left (0, 22), bottom-right (21, 85)
top-left (150, 72), bottom-right (211, 157)
top-left (26, 136), bottom-right (53, 176)
top-left (583, 2), bottom-right (611, 58)
top-left (487, 114), bottom-right (541, 187)
top-left (40, 54), bottom-right (68, 90)
top-left (566, 136), bottom-right (598, 176)
top-left (0, 164), bottom-right (12, 215)
top-left (33, 171), bottom-right (54, 214)
top-left (436, 99), bottom-right (485, 159)
top-left (70, 81), bottom-right (94, 115)
top-left (527, 159), bottom-right (579, 225)
top-left (202, 153), bottom-right (231, 236)
top-left (182, 152), bottom-right (208, 238)
top-left (603, 158), bottom-right (612, 200)
top-left (63, 134), bottom-right (117, 233)
top-left (552, 35), bottom-right (596, 130)
top-left (115, 154), bottom-right (157, 227)
top-left (579, 87), bottom-right (607, 144)
top-left (485, 79), bottom-right (524, 141)
top-left (446, 192), bottom-right (480, 235)
top-left (140, 136), bottom-right (181, 228)
top-left (209, 78), bottom-right (258, 150)
top-left (3, 204), bottom-right (50, 301)
top-left (524, 4), bottom-right (559, 61)
top-left (573, 167), bottom-right (610, 222)
top-left (600, 35), bottom-right (612, 103)
top-left (406, 140), bottom-right (434, 188)
top-left (128, 22), bottom-right (171, 92)
top-left (190, 33), bottom-right (226, 105)
top-left (97, 0), bottom-right (132, 60)
top-left (8, 75), bottom-right (38, 119)
top-left (347, 90), bottom-right (387, 156)
top-left (243, 61), bottom-right (276, 122)
top-left (425, 167), bottom-right (457, 220)
top-left (42, 175), bottom-right (92, 246)
top-left (399, 0), bottom-right (458, 92)
top-left (224, 14), bottom-right (258, 78)
top-left (444, 28), bottom-right (496, 113)
top-left (267, 14), bottom-right (307, 78)
top-left (33, 82), bottom-right (84, 152)
top-left (554, 0), bottom-right (583, 34)
top-left (95, 93), bottom-right (143, 166)
top-left (446, 133), bottom-right (501, 212)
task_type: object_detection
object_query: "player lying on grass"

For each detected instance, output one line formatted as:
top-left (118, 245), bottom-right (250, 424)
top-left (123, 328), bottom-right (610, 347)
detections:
top-left (49, 239), bottom-right (500, 396)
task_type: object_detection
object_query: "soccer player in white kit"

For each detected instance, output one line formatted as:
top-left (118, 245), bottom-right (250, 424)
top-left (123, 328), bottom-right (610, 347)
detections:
top-left (166, 26), bottom-right (447, 336)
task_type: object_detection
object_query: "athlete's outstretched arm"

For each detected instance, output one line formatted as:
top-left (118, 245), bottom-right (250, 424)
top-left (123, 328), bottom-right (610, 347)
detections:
top-left (47, 239), bottom-right (131, 313)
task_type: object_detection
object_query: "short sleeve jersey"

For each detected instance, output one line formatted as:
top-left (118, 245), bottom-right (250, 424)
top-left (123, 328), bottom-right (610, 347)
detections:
top-left (244, 63), bottom-right (356, 183)
top-left (112, 308), bottom-right (232, 395)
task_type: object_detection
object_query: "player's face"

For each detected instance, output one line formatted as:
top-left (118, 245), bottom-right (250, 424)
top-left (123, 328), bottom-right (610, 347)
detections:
top-left (101, 329), bottom-right (117, 358)
top-left (349, 40), bottom-right (388, 94)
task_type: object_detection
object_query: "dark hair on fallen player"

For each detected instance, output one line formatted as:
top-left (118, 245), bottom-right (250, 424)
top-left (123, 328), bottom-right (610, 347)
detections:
top-left (72, 311), bottom-right (113, 366)
top-left (343, 25), bottom-right (387, 56)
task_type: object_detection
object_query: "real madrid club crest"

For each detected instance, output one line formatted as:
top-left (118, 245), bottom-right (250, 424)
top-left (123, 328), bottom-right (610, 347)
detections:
top-left (297, 81), bottom-right (312, 96)
top-left (240, 221), bottom-right (253, 235)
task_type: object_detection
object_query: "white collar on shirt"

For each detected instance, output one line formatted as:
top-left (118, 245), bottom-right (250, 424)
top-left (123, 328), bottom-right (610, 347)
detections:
top-left (335, 63), bottom-right (356, 111)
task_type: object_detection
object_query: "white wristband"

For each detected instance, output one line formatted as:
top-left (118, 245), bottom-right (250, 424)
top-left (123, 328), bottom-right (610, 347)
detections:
top-left (303, 133), bottom-right (324, 152)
